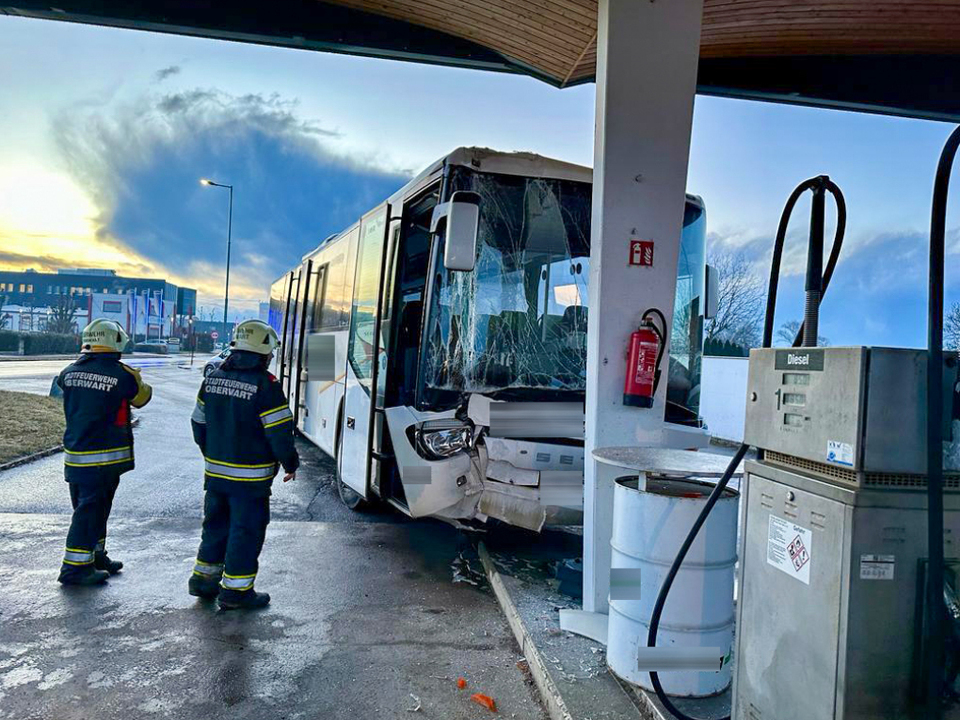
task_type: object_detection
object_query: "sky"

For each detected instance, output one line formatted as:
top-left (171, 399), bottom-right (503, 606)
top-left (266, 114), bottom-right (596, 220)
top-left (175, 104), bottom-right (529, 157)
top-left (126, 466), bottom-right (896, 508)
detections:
top-left (0, 15), bottom-right (958, 346)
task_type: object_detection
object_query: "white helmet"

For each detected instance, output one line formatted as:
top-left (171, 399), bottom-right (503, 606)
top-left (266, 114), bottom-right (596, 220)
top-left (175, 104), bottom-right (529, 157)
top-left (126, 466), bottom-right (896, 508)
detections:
top-left (231, 319), bottom-right (280, 356)
top-left (81, 319), bottom-right (130, 353)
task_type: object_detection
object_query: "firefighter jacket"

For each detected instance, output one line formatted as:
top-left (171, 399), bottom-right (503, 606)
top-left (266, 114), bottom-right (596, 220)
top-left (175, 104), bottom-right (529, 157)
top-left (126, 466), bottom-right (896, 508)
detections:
top-left (190, 350), bottom-right (299, 497)
top-left (57, 353), bottom-right (153, 483)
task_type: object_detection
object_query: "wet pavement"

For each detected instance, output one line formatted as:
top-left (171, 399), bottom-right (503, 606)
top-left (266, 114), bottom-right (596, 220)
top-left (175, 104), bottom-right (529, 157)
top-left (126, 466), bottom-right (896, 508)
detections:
top-left (0, 514), bottom-right (545, 720)
top-left (0, 357), bottom-right (547, 720)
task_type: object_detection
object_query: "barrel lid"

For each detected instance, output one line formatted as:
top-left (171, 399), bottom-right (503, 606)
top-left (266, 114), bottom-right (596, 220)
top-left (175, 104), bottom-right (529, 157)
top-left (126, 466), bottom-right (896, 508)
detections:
top-left (616, 475), bottom-right (739, 499)
top-left (592, 447), bottom-right (744, 476)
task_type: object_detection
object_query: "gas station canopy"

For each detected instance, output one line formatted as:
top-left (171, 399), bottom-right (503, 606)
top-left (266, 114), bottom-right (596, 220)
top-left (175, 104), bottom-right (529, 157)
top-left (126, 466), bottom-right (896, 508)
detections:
top-left (4, 0), bottom-right (960, 121)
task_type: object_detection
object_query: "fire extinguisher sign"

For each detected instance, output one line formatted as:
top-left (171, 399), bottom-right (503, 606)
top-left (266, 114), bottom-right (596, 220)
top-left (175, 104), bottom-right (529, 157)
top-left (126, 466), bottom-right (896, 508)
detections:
top-left (629, 240), bottom-right (654, 267)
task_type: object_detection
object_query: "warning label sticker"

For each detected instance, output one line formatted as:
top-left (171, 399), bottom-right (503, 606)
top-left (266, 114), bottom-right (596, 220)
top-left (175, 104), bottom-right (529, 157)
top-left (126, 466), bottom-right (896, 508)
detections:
top-left (767, 515), bottom-right (812, 584)
top-left (859, 554), bottom-right (895, 580)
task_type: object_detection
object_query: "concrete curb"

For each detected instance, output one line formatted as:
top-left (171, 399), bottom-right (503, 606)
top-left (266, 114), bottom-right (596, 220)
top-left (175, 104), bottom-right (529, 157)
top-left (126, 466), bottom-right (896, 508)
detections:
top-left (477, 541), bottom-right (575, 720)
top-left (0, 444), bottom-right (63, 472)
top-left (0, 417), bottom-right (141, 473)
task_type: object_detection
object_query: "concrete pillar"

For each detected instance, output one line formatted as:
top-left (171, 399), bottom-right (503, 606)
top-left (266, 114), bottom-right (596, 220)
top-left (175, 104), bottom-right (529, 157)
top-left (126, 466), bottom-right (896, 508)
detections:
top-left (583, 0), bottom-right (704, 613)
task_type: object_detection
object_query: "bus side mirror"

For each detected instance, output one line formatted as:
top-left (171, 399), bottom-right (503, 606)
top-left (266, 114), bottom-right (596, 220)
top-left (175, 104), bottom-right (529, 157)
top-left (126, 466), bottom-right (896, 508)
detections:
top-left (704, 264), bottom-right (719, 319)
top-left (431, 191), bottom-right (480, 272)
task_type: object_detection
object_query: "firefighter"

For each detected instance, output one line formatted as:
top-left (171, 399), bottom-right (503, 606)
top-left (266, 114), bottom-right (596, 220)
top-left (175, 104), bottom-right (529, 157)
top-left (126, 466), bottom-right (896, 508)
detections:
top-left (188, 319), bottom-right (299, 610)
top-left (57, 319), bottom-right (152, 586)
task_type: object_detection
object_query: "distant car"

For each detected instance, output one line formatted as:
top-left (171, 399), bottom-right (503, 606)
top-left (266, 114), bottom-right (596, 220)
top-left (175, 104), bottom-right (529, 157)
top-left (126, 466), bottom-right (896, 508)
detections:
top-left (203, 348), bottom-right (231, 377)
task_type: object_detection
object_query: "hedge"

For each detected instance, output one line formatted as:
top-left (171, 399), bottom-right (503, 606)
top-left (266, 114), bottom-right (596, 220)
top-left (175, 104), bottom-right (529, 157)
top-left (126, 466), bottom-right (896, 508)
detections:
top-left (22, 332), bottom-right (81, 355)
top-left (0, 331), bottom-right (81, 355)
top-left (0, 330), bottom-right (18, 352)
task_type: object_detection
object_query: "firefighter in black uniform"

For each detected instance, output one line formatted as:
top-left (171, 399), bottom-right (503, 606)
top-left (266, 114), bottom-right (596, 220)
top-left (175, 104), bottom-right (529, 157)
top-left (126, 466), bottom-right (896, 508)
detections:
top-left (188, 319), bottom-right (299, 609)
top-left (57, 319), bottom-right (152, 586)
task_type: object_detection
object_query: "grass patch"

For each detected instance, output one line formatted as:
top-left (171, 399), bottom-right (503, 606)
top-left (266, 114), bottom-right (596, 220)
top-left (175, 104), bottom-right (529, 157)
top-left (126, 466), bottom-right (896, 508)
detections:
top-left (0, 390), bottom-right (65, 464)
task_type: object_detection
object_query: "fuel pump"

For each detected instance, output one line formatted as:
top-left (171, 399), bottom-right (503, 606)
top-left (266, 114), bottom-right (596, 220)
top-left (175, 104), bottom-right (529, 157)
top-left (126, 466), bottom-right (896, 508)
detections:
top-left (645, 174), bottom-right (847, 720)
top-left (646, 127), bottom-right (960, 720)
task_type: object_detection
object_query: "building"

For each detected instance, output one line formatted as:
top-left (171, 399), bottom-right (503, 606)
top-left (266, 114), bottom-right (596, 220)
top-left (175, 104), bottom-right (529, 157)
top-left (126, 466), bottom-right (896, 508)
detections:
top-left (258, 301), bottom-right (269, 322)
top-left (0, 268), bottom-right (197, 338)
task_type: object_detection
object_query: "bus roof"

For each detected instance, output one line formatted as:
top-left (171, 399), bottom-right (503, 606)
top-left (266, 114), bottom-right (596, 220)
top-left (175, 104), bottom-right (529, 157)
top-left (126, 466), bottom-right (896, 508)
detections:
top-left (289, 146), bottom-right (701, 269)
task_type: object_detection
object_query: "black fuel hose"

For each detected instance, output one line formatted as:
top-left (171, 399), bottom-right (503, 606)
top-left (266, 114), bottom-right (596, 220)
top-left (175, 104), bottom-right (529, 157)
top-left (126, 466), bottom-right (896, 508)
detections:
top-left (924, 124), bottom-right (960, 720)
top-left (646, 177), bottom-right (846, 720)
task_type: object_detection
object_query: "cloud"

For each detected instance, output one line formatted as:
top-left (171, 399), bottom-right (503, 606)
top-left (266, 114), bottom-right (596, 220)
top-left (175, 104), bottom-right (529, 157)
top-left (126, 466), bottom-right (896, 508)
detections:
top-left (50, 88), bottom-right (409, 304)
top-left (154, 65), bottom-right (181, 83)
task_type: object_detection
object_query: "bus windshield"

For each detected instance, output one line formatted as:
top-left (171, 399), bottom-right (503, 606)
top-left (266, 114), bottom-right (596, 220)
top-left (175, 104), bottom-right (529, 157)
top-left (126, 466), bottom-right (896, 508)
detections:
top-left (421, 166), bottom-right (706, 422)
top-left (423, 169), bottom-right (591, 402)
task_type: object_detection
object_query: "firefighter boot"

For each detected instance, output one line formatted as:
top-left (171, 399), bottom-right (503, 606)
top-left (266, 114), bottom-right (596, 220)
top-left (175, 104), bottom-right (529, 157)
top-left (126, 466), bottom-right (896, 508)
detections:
top-left (95, 551), bottom-right (123, 575)
top-left (58, 566), bottom-right (110, 586)
top-left (188, 574), bottom-right (221, 599)
top-left (218, 588), bottom-right (271, 610)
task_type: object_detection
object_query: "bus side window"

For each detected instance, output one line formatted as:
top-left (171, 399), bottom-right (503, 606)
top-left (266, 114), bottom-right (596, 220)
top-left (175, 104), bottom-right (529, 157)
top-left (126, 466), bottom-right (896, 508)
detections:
top-left (320, 253), bottom-right (346, 331)
top-left (311, 264), bottom-right (327, 330)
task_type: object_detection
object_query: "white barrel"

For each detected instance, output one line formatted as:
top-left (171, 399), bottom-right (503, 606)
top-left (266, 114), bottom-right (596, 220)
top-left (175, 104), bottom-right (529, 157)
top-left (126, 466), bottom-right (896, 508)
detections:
top-left (607, 475), bottom-right (739, 697)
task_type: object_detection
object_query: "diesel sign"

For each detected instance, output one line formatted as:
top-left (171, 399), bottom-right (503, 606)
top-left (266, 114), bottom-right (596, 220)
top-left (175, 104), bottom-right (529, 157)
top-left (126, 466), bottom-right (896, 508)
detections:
top-left (774, 349), bottom-right (824, 371)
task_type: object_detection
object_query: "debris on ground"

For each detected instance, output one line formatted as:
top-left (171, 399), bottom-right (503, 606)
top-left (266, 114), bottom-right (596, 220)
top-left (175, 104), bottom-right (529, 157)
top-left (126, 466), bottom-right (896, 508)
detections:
top-left (451, 547), bottom-right (487, 587)
top-left (406, 693), bottom-right (422, 712)
top-left (470, 693), bottom-right (498, 712)
top-left (457, 677), bottom-right (468, 689)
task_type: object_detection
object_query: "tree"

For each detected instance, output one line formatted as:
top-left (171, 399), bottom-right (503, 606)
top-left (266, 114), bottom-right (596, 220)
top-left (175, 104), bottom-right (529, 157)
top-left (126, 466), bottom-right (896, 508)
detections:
top-left (947, 303), bottom-right (960, 351)
top-left (776, 320), bottom-right (829, 347)
top-left (0, 292), bottom-right (9, 330)
top-left (46, 293), bottom-right (78, 334)
top-left (705, 251), bottom-right (765, 351)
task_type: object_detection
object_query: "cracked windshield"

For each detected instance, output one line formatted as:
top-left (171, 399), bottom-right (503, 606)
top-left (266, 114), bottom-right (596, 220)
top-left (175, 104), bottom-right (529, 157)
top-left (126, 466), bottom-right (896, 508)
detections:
top-left (423, 168), bottom-right (705, 422)
top-left (424, 169), bottom-right (591, 399)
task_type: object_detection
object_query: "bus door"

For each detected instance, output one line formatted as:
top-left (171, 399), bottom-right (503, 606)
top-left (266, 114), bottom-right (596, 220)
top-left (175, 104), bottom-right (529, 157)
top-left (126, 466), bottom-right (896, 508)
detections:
top-left (339, 203), bottom-right (393, 498)
top-left (277, 270), bottom-right (296, 386)
top-left (292, 259), bottom-right (313, 429)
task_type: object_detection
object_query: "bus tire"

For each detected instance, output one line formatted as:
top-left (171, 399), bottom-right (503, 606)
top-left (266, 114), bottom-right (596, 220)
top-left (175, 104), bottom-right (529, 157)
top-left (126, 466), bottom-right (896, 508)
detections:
top-left (337, 472), bottom-right (371, 511)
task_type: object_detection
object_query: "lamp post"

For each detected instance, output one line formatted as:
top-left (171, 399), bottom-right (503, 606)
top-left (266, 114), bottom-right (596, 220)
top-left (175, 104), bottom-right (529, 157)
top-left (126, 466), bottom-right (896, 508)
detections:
top-left (200, 178), bottom-right (233, 349)
top-left (188, 315), bottom-right (195, 367)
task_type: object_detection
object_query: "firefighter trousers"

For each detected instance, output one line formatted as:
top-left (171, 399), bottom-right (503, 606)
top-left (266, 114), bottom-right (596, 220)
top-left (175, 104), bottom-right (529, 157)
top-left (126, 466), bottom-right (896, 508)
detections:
top-left (195, 489), bottom-right (270, 592)
top-left (61, 474), bottom-right (120, 576)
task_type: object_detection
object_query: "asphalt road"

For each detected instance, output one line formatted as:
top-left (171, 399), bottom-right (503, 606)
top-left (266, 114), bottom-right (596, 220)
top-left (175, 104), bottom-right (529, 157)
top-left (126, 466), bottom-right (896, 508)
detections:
top-left (0, 356), bottom-right (376, 522)
top-left (0, 356), bottom-right (547, 720)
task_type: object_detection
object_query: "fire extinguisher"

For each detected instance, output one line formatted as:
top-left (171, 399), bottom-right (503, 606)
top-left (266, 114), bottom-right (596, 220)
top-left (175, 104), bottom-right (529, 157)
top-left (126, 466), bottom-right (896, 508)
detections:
top-left (623, 308), bottom-right (667, 408)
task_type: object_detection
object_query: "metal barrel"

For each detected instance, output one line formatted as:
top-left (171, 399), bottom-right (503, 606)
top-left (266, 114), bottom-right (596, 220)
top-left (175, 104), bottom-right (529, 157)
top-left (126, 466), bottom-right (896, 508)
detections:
top-left (607, 475), bottom-right (739, 697)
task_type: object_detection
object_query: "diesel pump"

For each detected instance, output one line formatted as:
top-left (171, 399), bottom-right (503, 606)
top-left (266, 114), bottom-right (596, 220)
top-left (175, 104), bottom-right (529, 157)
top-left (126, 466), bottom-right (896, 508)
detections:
top-left (646, 130), bottom-right (960, 720)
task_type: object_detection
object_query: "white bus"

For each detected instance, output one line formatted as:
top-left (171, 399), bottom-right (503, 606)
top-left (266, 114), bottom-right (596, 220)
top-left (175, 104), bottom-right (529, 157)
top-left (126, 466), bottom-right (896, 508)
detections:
top-left (269, 147), bottom-right (710, 531)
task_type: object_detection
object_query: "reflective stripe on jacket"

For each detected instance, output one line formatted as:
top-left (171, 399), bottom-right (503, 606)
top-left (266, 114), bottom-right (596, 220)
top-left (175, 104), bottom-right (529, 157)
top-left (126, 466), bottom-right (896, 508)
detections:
top-left (191, 350), bottom-right (299, 497)
top-left (57, 354), bottom-right (152, 483)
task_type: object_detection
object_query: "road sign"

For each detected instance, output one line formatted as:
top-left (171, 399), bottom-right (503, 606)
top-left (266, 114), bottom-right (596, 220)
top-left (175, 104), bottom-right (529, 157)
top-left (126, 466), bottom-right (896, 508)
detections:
top-left (211, 331), bottom-right (219, 341)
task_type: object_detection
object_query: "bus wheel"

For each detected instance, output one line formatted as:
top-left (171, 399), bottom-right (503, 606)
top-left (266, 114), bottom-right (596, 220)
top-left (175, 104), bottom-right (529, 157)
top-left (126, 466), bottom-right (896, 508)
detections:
top-left (337, 473), bottom-right (370, 511)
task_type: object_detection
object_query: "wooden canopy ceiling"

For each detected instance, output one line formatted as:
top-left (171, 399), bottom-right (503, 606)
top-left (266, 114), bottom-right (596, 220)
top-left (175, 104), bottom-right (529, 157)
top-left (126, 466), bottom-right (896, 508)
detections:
top-left (331, 0), bottom-right (960, 88)
top-left (4, 0), bottom-right (960, 120)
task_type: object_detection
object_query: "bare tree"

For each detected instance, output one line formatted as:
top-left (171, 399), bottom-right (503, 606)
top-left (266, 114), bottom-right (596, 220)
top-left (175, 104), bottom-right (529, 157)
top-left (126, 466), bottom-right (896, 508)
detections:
top-left (776, 320), bottom-right (830, 347)
top-left (946, 303), bottom-right (960, 351)
top-left (705, 251), bottom-right (765, 350)
top-left (46, 293), bottom-right (78, 334)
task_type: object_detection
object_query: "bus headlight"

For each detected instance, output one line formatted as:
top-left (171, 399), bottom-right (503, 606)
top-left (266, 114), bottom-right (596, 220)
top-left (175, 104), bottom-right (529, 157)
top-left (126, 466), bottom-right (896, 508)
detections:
top-left (416, 420), bottom-right (473, 459)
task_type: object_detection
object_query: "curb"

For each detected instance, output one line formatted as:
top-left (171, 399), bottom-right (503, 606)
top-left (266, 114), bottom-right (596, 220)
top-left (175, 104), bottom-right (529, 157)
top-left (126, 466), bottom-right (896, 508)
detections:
top-left (0, 444), bottom-right (63, 472)
top-left (0, 417), bottom-right (141, 473)
top-left (477, 542), bottom-right (575, 720)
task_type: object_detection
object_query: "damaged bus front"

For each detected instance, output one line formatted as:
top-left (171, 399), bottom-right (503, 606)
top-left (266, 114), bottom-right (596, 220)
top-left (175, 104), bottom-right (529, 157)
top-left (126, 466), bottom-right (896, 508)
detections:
top-left (271, 148), bottom-right (710, 531)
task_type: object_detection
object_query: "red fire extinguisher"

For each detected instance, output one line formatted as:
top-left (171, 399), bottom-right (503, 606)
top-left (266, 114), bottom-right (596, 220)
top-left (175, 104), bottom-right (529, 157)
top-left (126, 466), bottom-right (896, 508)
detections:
top-left (623, 308), bottom-right (666, 408)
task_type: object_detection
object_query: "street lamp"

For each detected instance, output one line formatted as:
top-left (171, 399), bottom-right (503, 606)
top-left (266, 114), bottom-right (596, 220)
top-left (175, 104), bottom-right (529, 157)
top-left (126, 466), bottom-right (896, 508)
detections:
top-left (200, 178), bottom-right (233, 349)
